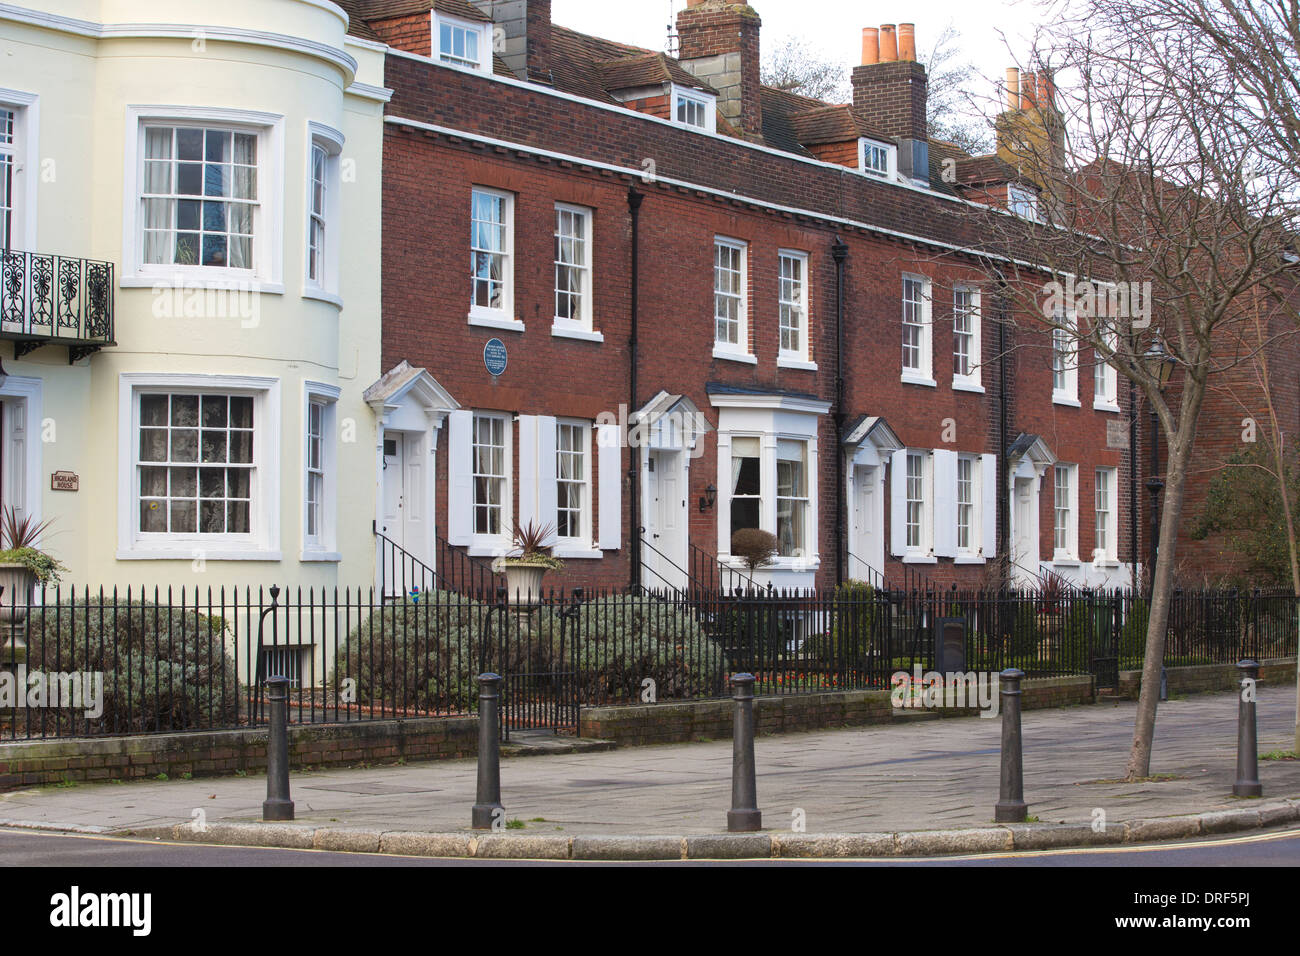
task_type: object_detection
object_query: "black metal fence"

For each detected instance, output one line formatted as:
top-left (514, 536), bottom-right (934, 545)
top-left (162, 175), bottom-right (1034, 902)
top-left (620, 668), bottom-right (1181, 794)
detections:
top-left (0, 583), bottom-right (1294, 740)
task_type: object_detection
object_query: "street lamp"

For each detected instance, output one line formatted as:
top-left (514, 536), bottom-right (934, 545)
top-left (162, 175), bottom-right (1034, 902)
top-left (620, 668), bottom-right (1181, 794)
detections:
top-left (1142, 341), bottom-right (1176, 595)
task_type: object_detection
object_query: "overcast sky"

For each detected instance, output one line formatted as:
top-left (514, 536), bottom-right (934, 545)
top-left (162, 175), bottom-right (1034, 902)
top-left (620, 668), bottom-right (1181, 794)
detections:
top-left (549, 0), bottom-right (1045, 106)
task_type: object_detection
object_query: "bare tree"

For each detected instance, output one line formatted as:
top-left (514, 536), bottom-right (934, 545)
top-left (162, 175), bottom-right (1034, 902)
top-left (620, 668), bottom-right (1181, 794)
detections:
top-left (760, 35), bottom-right (851, 103)
top-left (959, 1), bottom-right (1299, 779)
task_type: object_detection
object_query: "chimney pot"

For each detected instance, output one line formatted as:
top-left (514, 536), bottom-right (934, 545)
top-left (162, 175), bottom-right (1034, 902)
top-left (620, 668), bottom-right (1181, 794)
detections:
top-left (861, 27), bottom-right (879, 66)
top-left (1005, 67), bottom-right (1020, 111)
top-left (897, 23), bottom-right (916, 62)
top-left (879, 24), bottom-right (898, 62)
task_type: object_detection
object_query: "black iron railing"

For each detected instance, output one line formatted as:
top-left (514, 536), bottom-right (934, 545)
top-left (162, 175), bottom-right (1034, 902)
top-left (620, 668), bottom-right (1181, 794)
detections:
top-left (1, 583), bottom-right (1294, 740)
top-left (0, 250), bottom-right (115, 359)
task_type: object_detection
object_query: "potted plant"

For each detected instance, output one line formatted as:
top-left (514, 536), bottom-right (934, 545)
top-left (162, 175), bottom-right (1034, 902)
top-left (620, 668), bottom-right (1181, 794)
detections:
top-left (498, 520), bottom-right (564, 605)
top-left (0, 507), bottom-right (65, 631)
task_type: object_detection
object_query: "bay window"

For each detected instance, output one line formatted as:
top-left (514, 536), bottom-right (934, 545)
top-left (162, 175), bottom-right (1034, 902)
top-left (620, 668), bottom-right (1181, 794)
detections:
top-left (729, 436), bottom-right (762, 541)
top-left (776, 440), bottom-right (808, 557)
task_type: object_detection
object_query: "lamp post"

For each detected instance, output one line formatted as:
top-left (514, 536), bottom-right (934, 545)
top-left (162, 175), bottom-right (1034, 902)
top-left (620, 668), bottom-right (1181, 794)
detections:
top-left (1141, 341), bottom-right (1176, 597)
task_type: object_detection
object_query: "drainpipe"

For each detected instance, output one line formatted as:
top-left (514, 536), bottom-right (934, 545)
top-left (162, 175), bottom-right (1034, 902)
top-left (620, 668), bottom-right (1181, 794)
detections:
top-left (996, 270), bottom-right (1010, 569)
top-left (628, 188), bottom-right (643, 591)
top-left (1130, 380), bottom-right (1138, 591)
top-left (832, 235), bottom-right (849, 588)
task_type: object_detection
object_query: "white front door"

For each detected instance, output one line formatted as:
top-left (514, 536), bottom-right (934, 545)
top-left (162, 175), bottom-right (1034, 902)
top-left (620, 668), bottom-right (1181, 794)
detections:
top-left (850, 464), bottom-right (881, 583)
top-left (1012, 476), bottom-right (1037, 586)
top-left (380, 432), bottom-right (432, 594)
top-left (644, 449), bottom-right (687, 591)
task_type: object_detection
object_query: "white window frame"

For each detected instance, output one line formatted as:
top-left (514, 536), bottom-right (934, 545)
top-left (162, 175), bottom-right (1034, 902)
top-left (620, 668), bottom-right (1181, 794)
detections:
top-left (1008, 183), bottom-right (1043, 222)
top-left (1053, 463), bottom-right (1079, 562)
top-left (121, 106), bottom-right (285, 291)
top-left (302, 381), bottom-right (340, 561)
top-left (552, 203), bottom-right (602, 341)
top-left (712, 237), bottom-right (754, 363)
top-left (555, 419), bottom-right (592, 547)
top-left (952, 285), bottom-right (982, 392)
top-left (1093, 334), bottom-right (1120, 411)
top-left (1093, 466), bottom-right (1118, 564)
top-left (1052, 311), bottom-right (1080, 406)
top-left (117, 373), bottom-right (281, 560)
top-left (0, 89), bottom-right (37, 254)
top-left (468, 187), bottom-right (520, 331)
top-left (304, 122), bottom-right (343, 305)
top-left (470, 411), bottom-right (513, 549)
top-left (956, 453), bottom-right (980, 556)
top-left (777, 250), bottom-right (815, 370)
top-left (775, 438), bottom-right (811, 558)
top-left (432, 11), bottom-right (492, 74)
top-left (901, 273), bottom-right (934, 386)
top-left (858, 137), bottom-right (897, 180)
top-left (903, 449), bottom-right (934, 558)
top-left (671, 86), bottom-right (717, 133)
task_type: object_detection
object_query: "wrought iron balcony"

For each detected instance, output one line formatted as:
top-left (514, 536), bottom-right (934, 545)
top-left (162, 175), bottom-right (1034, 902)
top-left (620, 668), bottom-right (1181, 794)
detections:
top-left (0, 250), bottom-right (115, 362)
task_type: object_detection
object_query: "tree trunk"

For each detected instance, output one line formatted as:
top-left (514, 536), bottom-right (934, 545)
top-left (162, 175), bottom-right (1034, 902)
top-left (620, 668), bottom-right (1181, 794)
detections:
top-left (1124, 435), bottom-right (1192, 781)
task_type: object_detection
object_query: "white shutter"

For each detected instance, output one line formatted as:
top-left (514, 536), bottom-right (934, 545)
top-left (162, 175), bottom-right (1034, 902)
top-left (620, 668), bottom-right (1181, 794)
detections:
top-left (981, 453), bottom-right (998, 558)
top-left (597, 424), bottom-right (621, 550)
top-left (933, 449), bottom-right (958, 558)
top-left (447, 410), bottom-right (473, 545)
top-left (517, 415), bottom-right (538, 535)
top-left (890, 449), bottom-right (908, 557)
top-left (537, 416), bottom-right (557, 544)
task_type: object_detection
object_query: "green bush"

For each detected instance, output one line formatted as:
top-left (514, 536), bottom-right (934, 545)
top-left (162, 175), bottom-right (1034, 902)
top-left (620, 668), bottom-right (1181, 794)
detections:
top-left (327, 592), bottom-right (535, 713)
top-left (535, 594), bottom-right (725, 702)
top-left (822, 580), bottom-right (878, 669)
top-left (23, 600), bottom-right (240, 733)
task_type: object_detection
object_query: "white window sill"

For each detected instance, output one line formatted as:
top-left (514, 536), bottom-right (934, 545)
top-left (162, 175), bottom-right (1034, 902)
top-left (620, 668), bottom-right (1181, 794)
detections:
top-left (777, 356), bottom-right (818, 372)
top-left (713, 346), bottom-right (757, 365)
top-left (722, 556), bottom-right (820, 572)
top-left (1093, 401), bottom-right (1121, 413)
top-left (953, 554), bottom-right (987, 564)
top-left (467, 541), bottom-right (512, 559)
top-left (1052, 394), bottom-right (1082, 408)
top-left (901, 373), bottom-right (937, 388)
top-left (553, 545), bottom-right (602, 560)
top-left (300, 550), bottom-right (342, 562)
top-left (117, 547), bottom-right (283, 561)
top-left (952, 380), bottom-right (985, 394)
top-left (1089, 558), bottom-right (1121, 568)
top-left (551, 323), bottom-right (605, 343)
top-left (122, 273), bottom-right (285, 295)
top-left (468, 312), bottom-right (525, 333)
top-left (303, 286), bottom-right (343, 309)
top-left (1052, 555), bottom-right (1081, 567)
top-left (902, 554), bottom-right (938, 564)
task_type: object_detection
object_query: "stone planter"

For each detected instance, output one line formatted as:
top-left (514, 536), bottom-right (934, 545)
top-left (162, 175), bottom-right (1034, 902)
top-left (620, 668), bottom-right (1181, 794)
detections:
top-left (0, 562), bottom-right (36, 647)
top-left (502, 561), bottom-right (551, 605)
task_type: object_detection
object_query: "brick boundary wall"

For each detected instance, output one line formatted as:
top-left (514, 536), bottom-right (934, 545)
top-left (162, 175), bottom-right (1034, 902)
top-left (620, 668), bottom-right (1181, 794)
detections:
top-left (579, 675), bottom-right (1096, 746)
top-left (0, 717), bottom-right (478, 791)
top-left (1115, 658), bottom-right (1296, 700)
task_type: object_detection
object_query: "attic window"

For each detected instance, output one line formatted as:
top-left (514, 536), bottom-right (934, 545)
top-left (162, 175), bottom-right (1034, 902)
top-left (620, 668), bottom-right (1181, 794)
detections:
top-left (858, 138), bottom-right (896, 179)
top-left (433, 11), bottom-right (492, 74)
top-left (1008, 184), bottom-right (1043, 222)
top-left (671, 86), bottom-right (716, 133)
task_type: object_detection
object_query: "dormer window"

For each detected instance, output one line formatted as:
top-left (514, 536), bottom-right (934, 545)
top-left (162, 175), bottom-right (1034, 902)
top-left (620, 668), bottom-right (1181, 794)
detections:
top-left (858, 138), bottom-right (897, 179)
top-left (1008, 183), bottom-right (1043, 222)
top-left (433, 11), bottom-right (492, 74)
top-left (671, 86), bottom-right (716, 133)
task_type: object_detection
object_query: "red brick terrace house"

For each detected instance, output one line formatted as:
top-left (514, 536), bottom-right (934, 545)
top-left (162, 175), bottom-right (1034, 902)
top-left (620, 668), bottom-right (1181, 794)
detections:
top-left (351, 0), bottom-right (1139, 596)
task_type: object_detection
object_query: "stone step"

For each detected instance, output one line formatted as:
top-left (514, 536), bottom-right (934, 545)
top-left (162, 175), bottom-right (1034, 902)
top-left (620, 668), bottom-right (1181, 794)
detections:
top-left (500, 733), bottom-right (617, 758)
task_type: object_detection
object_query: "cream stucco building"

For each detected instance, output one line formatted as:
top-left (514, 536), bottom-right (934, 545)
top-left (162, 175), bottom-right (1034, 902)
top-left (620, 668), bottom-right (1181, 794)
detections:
top-left (0, 0), bottom-right (393, 598)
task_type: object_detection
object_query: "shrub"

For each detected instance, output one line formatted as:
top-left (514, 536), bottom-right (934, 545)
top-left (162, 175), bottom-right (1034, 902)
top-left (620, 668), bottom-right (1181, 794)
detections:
top-left (327, 592), bottom-right (536, 713)
top-left (535, 594), bottom-right (725, 702)
top-left (22, 599), bottom-right (239, 733)
top-left (730, 529), bottom-right (779, 571)
top-left (822, 580), bottom-right (878, 669)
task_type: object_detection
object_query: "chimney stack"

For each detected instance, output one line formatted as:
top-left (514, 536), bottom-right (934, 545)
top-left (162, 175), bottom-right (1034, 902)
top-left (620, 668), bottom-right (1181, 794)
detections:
top-left (997, 65), bottom-right (1066, 195)
top-left (851, 22), bottom-right (929, 183)
top-left (469, 0), bottom-right (552, 82)
top-left (676, 1), bottom-right (764, 141)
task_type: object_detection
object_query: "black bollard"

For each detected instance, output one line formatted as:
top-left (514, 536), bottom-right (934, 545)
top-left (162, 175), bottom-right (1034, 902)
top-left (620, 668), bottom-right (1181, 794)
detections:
top-left (994, 668), bottom-right (1028, 823)
top-left (262, 675), bottom-right (294, 821)
top-left (1233, 659), bottom-right (1262, 798)
top-left (727, 673), bottom-right (762, 832)
top-left (471, 673), bottom-right (504, 829)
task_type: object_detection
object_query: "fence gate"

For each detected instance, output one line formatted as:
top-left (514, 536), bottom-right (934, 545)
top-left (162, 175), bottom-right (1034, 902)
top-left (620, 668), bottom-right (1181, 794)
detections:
top-left (499, 671), bottom-right (579, 741)
top-left (1090, 595), bottom-right (1121, 691)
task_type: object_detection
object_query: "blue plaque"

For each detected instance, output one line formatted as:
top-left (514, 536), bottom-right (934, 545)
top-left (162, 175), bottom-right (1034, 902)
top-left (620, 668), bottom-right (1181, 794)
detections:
top-left (483, 338), bottom-right (508, 377)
